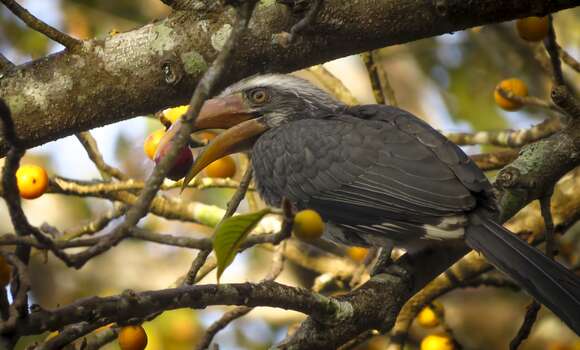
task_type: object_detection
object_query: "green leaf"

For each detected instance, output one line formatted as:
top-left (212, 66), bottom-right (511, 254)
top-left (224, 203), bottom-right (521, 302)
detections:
top-left (213, 209), bottom-right (269, 282)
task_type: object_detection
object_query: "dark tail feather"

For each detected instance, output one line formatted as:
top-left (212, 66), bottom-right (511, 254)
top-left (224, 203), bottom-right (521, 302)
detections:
top-left (466, 211), bottom-right (580, 335)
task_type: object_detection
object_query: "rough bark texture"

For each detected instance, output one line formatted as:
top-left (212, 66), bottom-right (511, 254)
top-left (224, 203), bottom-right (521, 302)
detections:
top-left (0, 0), bottom-right (577, 156)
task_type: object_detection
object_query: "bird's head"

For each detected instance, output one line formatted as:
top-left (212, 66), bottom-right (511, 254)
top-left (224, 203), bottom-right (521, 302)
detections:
top-left (162, 74), bottom-right (344, 188)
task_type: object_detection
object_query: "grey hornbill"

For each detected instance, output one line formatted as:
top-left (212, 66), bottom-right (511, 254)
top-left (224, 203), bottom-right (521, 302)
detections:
top-left (159, 74), bottom-right (580, 334)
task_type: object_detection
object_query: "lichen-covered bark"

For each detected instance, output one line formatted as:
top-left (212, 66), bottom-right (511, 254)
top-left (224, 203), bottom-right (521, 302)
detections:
top-left (0, 0), bottom-right (577, 156)
top-left (497, 118), bottom-right (580, 221)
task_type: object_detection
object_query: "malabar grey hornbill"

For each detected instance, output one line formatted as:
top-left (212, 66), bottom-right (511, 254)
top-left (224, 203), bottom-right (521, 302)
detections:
top-left (160, 74), bottom-right (580, 333)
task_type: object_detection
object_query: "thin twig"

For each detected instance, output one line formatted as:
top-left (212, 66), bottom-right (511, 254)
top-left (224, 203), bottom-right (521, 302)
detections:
top-left (183, 166), bottom-right (254, 285)
top-left (430, 302), bottom-right (462, 350)
top-left (0, 0), bottom-right (80, 49)
top-left (543, 15), bottom-right (564, 87)
top-left (361, 52), bottom-right (386, 105)
top-left (286, 0), bottom-right (323, 44)
top-left (540, 192), bottom-right (556, 258)
top-left (470, 150), bottom-right (519, 171)
top-left (75, 132), bottom-right (127, 181)
top-left (0, 253), bottom-right (30, 332)
top-left (196, 244), bottom-right (286, 349)
top-left (509, 301), bottom-right (541, 350)
top-left (444, 116), bottom-right (562, 147)
top-left (558, 45), bottom-right (580, 73)
top-left (36, 319), bottom-right (112, 350)
top-left (83, 326), bottom-right (119, 350)
top-left (496, 88), bottom-right (565, 115)
top-left (61, 203), bottom-right (127, 240)
top-left (543, 15), bottom-right (580, 120)
top-left (373, 50), bottom-right (398, 106)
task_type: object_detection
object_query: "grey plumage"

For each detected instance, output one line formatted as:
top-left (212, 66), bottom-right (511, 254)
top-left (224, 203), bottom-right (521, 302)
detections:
top-left (218, 74), bottom-right (580, 334)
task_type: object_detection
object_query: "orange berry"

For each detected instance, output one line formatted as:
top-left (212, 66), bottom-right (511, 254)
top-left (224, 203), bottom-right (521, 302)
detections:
top-left (494, 78), bottom-right (528, 111)
top-left (143, 129), bottom-right (166, 160)
top-left (198, 131), bottom-right (217, 143)
top-left (118, 325), bottom-right (148, 350)
top-left (347, 247), bottom-right (369, 262)
top-left (204, 156), bottom-right (236, 178)
top-left (16, 164), bottom-right (49, 199)
top-left (420, 334), bottom-right (454, 350)
top-left (0, 256), bottom-right (11, 287)
top-left (162, 105), bottom-right (189, 124)
top-left (417, 302), bottom-right (444, 328)
top-left (516, 16), bottom-right (549, 42)
top-left (293, 209), bottom-right (325, 241)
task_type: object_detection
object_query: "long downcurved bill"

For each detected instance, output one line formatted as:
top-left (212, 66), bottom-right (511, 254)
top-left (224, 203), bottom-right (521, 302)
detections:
top-left (178, 95), bottom-right (268, 191)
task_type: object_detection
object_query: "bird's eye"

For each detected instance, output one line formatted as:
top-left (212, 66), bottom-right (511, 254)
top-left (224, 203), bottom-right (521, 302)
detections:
top-left (248, 88), bottom-right (268, 104)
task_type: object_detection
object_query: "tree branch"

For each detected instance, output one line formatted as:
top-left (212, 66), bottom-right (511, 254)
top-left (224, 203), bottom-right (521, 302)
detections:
top-left (0, 0), bottom-right (576, 156)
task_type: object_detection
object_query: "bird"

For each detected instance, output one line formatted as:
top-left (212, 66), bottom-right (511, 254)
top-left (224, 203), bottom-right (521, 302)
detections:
top-left (160, 74), bottom-right (580, 334)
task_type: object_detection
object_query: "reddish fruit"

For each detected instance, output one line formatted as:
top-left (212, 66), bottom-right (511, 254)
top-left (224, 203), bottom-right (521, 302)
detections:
top-left (154, 119), bottom-right (194, 181)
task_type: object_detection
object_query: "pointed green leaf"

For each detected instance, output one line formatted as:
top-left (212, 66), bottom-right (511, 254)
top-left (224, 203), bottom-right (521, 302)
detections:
top-left (213, 209), bottom-right (269, 282)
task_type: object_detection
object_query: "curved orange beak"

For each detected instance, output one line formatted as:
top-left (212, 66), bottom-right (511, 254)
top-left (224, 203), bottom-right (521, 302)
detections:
top-left (169, 94), bottom-right (268, 190)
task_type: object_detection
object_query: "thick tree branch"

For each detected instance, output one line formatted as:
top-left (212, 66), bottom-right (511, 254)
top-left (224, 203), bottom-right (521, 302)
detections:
top-left (0, 0), bottom-right (576, 156)
top-left (10, 281), bottom-right (351, 336)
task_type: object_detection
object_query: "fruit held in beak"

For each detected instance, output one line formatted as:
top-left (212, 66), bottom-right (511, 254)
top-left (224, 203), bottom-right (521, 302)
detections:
top-left (153, 119), bottom-right (194, 181)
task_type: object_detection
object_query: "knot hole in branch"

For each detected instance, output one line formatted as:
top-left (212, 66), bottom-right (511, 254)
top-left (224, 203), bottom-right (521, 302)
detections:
top-left (160, 55), bottom-right (184, 86)
top-left (433, 0), bottom-right (448, 16)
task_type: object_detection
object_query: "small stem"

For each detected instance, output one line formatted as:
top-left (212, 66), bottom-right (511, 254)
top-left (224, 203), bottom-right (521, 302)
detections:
top-left (0, 0), bottom-right (81, 49)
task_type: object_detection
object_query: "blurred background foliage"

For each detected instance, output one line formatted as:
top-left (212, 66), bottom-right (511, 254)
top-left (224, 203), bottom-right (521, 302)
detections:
top-left (0, 1), bottom-right (579, 349)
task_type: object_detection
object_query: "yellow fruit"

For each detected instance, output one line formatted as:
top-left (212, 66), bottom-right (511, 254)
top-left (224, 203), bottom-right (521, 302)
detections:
top-left (143, 129), bottom-right (166, 160)
top-left (198, 131), bottom-right (217, 143)
top-left (516, 16), bottom-right (549, 42)
top-left (118, 325), bottom-right (148, 350)
top-left (163, 105), bottom-right (189, 124)
top-left (293, 209), bottom-right (324, 241)
top-left (204, 156), bottom-right (236, 178)
top-left (417, 302), bottom-right (444, 328)
top-left (16, 164), bottom-right (49, 199)
top-left (494, 78), bottom-right (528, 111)
top-left (0, 256), bottom-right (11, 287)
top-left (420, 334), bottom-right (454, 350)
top-left (347, 247), bottom-right (369, 262)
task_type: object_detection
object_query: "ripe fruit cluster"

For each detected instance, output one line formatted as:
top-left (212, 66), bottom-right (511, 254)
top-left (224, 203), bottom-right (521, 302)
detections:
top-left (293, 209), bottom-right (325, 241)
top-left (118, 325), bottom-right (148, 350)
top-left (16, 164), bottom-right (49, 199)
top-left (494, 78), bottom-right (528, 111)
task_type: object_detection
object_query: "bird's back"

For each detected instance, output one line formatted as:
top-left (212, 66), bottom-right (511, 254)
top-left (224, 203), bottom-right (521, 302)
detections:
top-left (252, 104), bottom-right (497, 246)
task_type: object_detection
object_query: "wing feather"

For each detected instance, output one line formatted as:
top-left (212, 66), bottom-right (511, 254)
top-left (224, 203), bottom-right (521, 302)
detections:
top-left (252, 105), bottom-right (493, 244)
